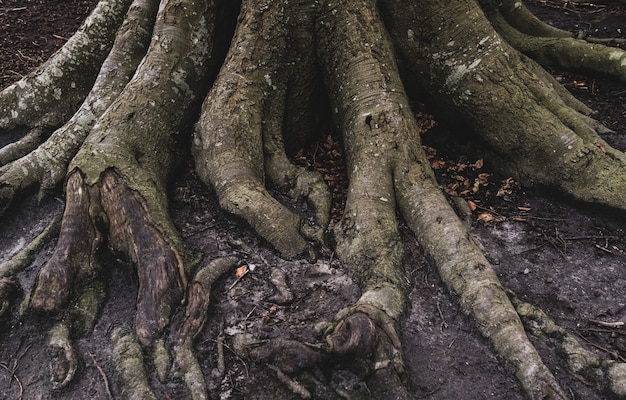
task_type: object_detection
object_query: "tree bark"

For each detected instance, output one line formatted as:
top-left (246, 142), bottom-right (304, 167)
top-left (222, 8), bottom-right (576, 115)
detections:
top-left (1, 0), bottom-right (626, 398)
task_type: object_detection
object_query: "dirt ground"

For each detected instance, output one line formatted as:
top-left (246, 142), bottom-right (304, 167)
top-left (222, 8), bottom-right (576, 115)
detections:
top-left (0, 1), bottom-right (625, 399)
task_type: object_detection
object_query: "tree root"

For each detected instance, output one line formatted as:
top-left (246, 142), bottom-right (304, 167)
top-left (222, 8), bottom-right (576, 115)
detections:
top-left (0, 127), bottom-right (48, 165)
top-left (0, 179), bottom-right (62, 319)
top-left (0, 213), bottom-right (61, 279)
top-left (112, 328), bottom-right (157, 400)
top-left (510, 292), bottom-right (626, 398)
top-left (2, 0), bottom-right (626, 398)
top-left (193, 0), bottom-right (329, 260)
top-left (480, 0), bottom-right (573, 39)
top-left (30, 172), bottom-right (101, 313)
top-left (172, 256), bottom-right (237, 400)
top-left (0, 0), bottom-right (131, 133)
top-left (3, 0), bottom-right (220, 394)
top-left (48, 323), bottom-right (78, 390)
top-left (483, 1), bottom-right (626, 83)
top-left (317, 0), bottom-right (573, 398)
top-left (100, 170), bottom-right (186, 345)
top-left (385, 0), bottom-right (626, 211)
top-left (45, 276), bottom-right (106, 390)
top-left (0, 0), bottom-right (158, 215)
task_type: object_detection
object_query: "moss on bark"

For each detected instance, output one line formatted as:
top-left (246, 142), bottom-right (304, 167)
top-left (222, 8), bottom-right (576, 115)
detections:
top-left (2, 0), bottom-right (626, 398)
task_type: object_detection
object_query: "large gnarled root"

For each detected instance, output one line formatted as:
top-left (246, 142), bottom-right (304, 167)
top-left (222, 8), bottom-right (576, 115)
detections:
top-left (314, 0), bottom-right (414, 397)
top-left (0, 0), bottom-right (159, 214)
top-left (20, 0), bottom-right (218, 393)
top-left (30, 172), bottom-right (101, 313)
top-left (64, 0), bottom-right (217, 343)
top-left (385, 0), bottom-right (626, 212)
top-left (193, 0), bottom-right (330, 260)
top-left (381, 0), bottom-right (625, 396)
top-left (100, 170), bottom-right (187, 344)
top-left (318, 0), bottom-right (569, 398)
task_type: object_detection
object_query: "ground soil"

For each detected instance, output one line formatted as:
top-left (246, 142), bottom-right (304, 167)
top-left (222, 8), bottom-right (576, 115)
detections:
top-left (0, 1), bottom-right (625, 399)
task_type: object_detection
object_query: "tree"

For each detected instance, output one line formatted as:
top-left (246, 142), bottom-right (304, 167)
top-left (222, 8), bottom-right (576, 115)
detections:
top-left (0, 0), bottom-right (625, 398)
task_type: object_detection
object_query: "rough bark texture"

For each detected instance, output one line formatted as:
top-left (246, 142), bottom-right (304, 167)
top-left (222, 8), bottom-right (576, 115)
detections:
top-left (193, 0), bottom-right (330, 260)
top-left (1, 0), bottom-right (626, 399)
top-left (0, 0), bottom-right (131, 132)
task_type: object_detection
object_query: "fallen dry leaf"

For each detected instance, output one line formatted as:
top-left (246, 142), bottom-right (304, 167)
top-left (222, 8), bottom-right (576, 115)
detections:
top-left (235, 265), bottom-right (248, 278)
top-left (477, 213), bottom-right (495, 222)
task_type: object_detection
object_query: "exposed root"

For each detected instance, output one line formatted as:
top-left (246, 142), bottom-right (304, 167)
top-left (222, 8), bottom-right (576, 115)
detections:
top-left (313, 1), bottom-right (416, 396)
top-left (172, 257), bottom-right (238, 399)
top-left (193, 0), bottom-right (329, 260)
top-left (0, 212), bottom-right (61, 279)
top-left (2, 0), bottom-right (625, 398)
top-left (511, 293), bottom-right (626, 398)
top-left (319, 0), bottom-right (570, 398)
top-left (111, 328), bottom-right (157, 400)
top-left (0, 127), bottom-right (48, 165)
top-left (384, 0), bottom-right (626, 212)
top-left (48, 322), bottom-right (78, 390)
top-left (100, 170), bottom-right (185, 345)
top-left (479, 0), bottom-right (572, 39)
top-left (173, 342), bottom-right (208, 400)
top-left (0, 0), bottom-right (131, 132)
top-left (484, 3), bottom-right (626, 83)
top-left (366, 330), bottom-right (412, 400)
top-left (44, 266), bottom-right (106, 388)
top-left (0, 0), bottom-right (158, 214)
top-left (177, 256), bottom-right (238, 344)
top-left (30, 172), bottom-right (101, 313)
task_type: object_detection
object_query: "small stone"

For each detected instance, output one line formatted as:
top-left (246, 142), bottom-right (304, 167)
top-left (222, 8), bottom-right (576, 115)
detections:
top-left (594, 289), bottom-right (603, 297)
top-left (545, 277), bottom-right (553, 284)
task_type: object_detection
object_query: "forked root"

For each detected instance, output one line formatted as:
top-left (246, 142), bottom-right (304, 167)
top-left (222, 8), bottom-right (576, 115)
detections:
top-left (31, 169), bottom-right (186, 346)
top-left (193, 0), bottom-right (329, 260)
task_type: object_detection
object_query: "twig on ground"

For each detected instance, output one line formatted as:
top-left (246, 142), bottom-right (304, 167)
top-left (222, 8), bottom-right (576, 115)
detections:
top-left (576, 331), bottom-right (626, 363)
top-left (0, 363), bottom-right (23, 399)
top-left (436, 301), bottom-right (448, 331)
top-left (588, 319), bottom-right (624, 329)
top-left (595, 244), bottom-right (614, 254)
top-left (88, 352), bottom-right (113, 400)
top-left (268, 364), bottom-right (311, 399)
